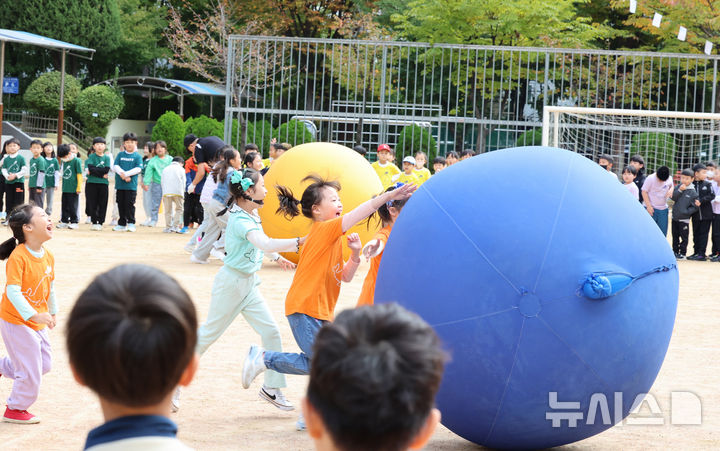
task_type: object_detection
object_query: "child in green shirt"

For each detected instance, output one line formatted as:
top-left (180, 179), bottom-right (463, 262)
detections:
top-left (1, 138), bottom-right (27, 216)
top-left (57, 144), bottom-right (83, 229)
top-left (85, 137), bottom-right (112, 230)
top-left (42, 142), bottom-right (60, 216)
top-left (28, 140), bottom-right (47, 210)
top-left (142, 140), bottom-right (173, 227)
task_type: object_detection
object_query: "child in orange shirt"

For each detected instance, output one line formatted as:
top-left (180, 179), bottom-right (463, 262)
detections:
top-left (241, 175), bottom-right (415, 430)
top-left (0, 204), bottom-right (56, 424)
top-left (356, 184), bottom-right (409, 307)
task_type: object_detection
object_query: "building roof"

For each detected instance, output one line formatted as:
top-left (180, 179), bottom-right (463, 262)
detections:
top-left (106, 76), bottom-right (225, 97)
top-left (0, 29), bottom-right (95, 56)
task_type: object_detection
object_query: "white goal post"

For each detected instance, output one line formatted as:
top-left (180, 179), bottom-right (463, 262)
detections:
top-left (541, 106), bottom-right (720, 171)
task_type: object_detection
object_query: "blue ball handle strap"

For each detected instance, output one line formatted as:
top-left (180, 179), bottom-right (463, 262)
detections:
top-left (580, 263), bottom-right (677, 300)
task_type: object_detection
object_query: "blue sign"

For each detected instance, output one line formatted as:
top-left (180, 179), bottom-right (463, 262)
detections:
top-left (3, 78), bottom-right (19, 94)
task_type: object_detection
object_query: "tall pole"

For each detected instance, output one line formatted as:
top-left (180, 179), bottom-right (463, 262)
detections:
top-left (179, 94), bottom-right (184, 120)
top-left (0, 41), bottom-right (5, 141)
top-left (57, 50), bottom-right (66, 147)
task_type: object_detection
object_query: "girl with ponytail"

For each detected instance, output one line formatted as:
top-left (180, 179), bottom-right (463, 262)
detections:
top-left (241, 173), bottom-right (415, 430)
top-left (0, 204), bottom-right (57, 424)
top-left (174, 168), bottom-right (304, 413)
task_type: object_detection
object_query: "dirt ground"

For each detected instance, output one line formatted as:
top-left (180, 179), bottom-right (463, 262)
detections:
top-left (0, 192), bottom-right (718, 450)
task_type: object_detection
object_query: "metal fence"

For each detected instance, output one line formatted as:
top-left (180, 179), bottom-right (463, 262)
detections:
top-left (224, 36), bottom-right (720, 162)
top-left (4, 111), bottom-right (90, 149)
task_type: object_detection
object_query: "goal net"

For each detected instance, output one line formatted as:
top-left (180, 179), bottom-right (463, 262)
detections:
top-left (542, 107), bottom-right (720, 173)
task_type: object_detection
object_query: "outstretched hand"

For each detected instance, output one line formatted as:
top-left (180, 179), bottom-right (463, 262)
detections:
top-left (347, 233), bottom-right (362, 252)
top-left (388, 183), bottom-right (417, 201)
top-left (277, 256), bottom-right (296, 270)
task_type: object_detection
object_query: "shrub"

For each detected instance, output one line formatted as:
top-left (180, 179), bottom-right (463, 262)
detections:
top-left (248, 120), bottom-right (275, 157)
top-left (515, 128), bottom-right (543, 147)
top-left (24, 71), bottom-right (82, 115)
top-left (395, 124), bottom-right (438, 164)
top-left (151, 111), bottom-right (186, 156)
top-left (185, 115), bottom-right (223, 139)
top-left (75, 85), bottom-right (125, 139)
top-left (274, 120), bottom-right (314, 150)
top-left (630, 132), bottom-right (677, 173)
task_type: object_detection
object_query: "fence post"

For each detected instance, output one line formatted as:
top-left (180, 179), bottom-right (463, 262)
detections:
top-left (379, 45), bottom-right (388, 145)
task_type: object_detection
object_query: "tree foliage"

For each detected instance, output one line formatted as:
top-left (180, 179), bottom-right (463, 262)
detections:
top-left (395, 125), bottom-right (438, 164)
top-left (185, 115), bottom-right (224, 139)
top-left (275, 120), bottom-right (315, 148)
top-left (24, 72), bottom-right (82, 115)
top-left (152, 111), bottom-right (186, 156)
top-left (75, 85), bottom-right (125, 138)
top-left (630, 132), bottom-right (677, 173)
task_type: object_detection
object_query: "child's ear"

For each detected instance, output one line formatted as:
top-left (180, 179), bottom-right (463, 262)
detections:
top-left (69, 363), bottom-right (86, 387)
top-left (302, 397), bottom-right (325, 440)
top-left (178, 353), bottom-right (199, 387)
top-left (408, 408), bottom-right (441, 450)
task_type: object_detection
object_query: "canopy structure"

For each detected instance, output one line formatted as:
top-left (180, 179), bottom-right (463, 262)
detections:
top-left (99, 76), bottom-right (226, 119)
top-left (0, 29), bottom-right (95, 145)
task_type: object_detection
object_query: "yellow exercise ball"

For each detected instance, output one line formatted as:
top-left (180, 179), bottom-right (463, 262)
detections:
top-left (260, 142), bottom-right (383, 263)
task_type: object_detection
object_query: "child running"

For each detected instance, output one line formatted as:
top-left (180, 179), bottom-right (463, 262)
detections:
top-left (241, 175), bottom-right (415, 430)
top-left (177, 168), bottom-right (303, 412)
top-left (357, 184), bottom-right (408, 307)
top-left (0, 204), bottom-right (56, 424)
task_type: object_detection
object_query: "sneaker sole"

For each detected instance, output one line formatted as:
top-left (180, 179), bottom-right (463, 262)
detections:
top-left (259, 390), bottom-right (295, 411)
top-left (3, 417), bottom-right (41, 424)
top-left (242, 346), bottom-right (261, 389)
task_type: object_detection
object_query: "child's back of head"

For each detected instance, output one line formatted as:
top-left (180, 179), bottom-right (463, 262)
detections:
top-left (306, 303), bottom-right (445, 451)
top-left (66, 264), bottom-right (197, 409)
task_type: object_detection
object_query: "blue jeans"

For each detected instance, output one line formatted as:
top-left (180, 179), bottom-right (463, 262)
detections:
top-left (652, 208), bottom-right (669, 236)
top-left (264, 313), bottom-right (327, 375)
top-left (150, 182), bottom-right (162, 222)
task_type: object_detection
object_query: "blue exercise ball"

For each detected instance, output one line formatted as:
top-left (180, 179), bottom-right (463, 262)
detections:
top-left (374, 147), bottom-right (678, 449)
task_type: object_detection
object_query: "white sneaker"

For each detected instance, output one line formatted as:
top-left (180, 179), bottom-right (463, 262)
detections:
top-left (296, 413), bottom-right (306, 431)
top-left (171, 388), bottom-right (181, 413)
top-left (127, 224), bottom-right (137, 232)
top-left (91, 224), bottom-right (102, 231)
top-left (209, 248), bottom-right (226, 261)
top-left (85, 217), bottom-right (92, 224)
top-left (259, 386), bottom-right (295, 411)
top-left (112, 225), bottom-right (127, 232)
top-left (68, 223), bottom-right (79, 230)
top-left (163, 227), bottom-right (173, 233)
top-left (56, 222), bottom-right (68, 229)
top-left (241, 345), bottom-right (266, 389)
top-left (190, 254), bottom-right (208, 264)
top-left (110, 219), bottom-right (118, 226)
top-left (148, 220), bottom-right (157, 227)
top-left (141, 219), bottom-right (151, 227)
top-left (183, 242), bottom-right (196, 254)
top-left (0, 212), bottom-right (6, 220)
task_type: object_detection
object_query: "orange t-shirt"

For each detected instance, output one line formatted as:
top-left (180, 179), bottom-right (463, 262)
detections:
top-left (0, 244), bottom-right (55, 331)
top-left (285, 216), bottom-right (345, 321)
top-left (356, 225), bottom-right (392, 307)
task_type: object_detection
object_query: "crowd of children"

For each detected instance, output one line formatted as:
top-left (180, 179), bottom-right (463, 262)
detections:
top-left (598, 153), bottom-right (720, 261)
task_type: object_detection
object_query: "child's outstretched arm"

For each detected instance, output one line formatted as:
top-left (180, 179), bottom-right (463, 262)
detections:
top-left (341, 183), bottom-right (416, 233)
top-left (246, 231), bottom-right (304, 254)
top-left (341, 233), bottom-right (362, 282)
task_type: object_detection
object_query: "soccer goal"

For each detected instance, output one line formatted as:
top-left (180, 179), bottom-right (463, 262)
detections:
top-left (541, 106), bottom-right (720, 172)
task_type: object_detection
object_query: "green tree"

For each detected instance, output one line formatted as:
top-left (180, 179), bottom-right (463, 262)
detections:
top-left (24, 72), bottom-right (82, 115)
top-left (630, 132), bottom-right (677, 173)
top-left (515, 129), bottom-right (543, 147)
top-left (275, 120), bottom-right (314, 148)
top-left (396, 125), bottom-right (438, 164)
top-left (75, 85), bottom-right (125, 138)
top-left (152, 111), bottom-right (186, 156)
top-left (247, 120), bottom-right (275, 157)
top-left (185, 115), bottom-right (224, 139)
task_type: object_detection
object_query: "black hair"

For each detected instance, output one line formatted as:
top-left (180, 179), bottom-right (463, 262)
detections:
top-left (433, 156), bottom-right (446, 165)
top-left (42, 142), bottom-right (55, 158)
top-left (446, 151), bottom-right (459, 160)
top-left (218, 167), bottom-right (263, 216)
top-left (692, 163), bottom-right (707, 173)
top-left (279, 142), bottom-right (291, 151)
top-left (57, 144), bottom-right (71, 159)
top-left (5, 137), bottom-right (20, 147)
top-left (245, 143), bottom-right (259, 152)
top-left (66, 264), bottom-right (197, 407)
top-left (155, 140), bottom-right (167, 152)
top-left (705, 161), bottom-right (717, 168)
top-left (681, 168), bottom-right (695, 177)
top-left (630, 155), bottom-right (645, 166)
top-left (598, 154), bottom-right (614, 164)
top-left (29, 139), bottom-right (43, 148)
top-left (212, 147), bottom-right (239, 184)
top-left (122, 132), bottom-right (138, 142)
top-left (0, 204), bottom-right (38, 260)
top-left (276, 174), bottom-right (341, 220)
top-left (367, 185), bottom-right (408, 229)
top-left (460, 149), bottom-right (475, 158)
top-left (243, 151), bottom-right (261, 168)
top-left (622, 165), bottom-right (637, 176)
top-left (657, 166), bottom-right (671, 181)
top-left (353, 145), bottom-right (367, 156)
top-left (172, 156), bottom-right (184, 164)
top-left (308, 303), bottom-right (445, 451)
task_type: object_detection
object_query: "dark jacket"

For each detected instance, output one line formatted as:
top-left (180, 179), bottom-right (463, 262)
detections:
top-left (671, 184), bottom-right (699, 220)
top-left (692, 179), bottom-right (714, 220)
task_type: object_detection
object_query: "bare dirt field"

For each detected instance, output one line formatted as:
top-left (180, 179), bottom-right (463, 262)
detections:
top-left (0, 192), bottom-right (718, 450)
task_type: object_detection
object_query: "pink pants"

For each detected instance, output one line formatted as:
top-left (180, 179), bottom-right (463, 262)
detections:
top-left (0, 319), bottom-right (52, 410)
